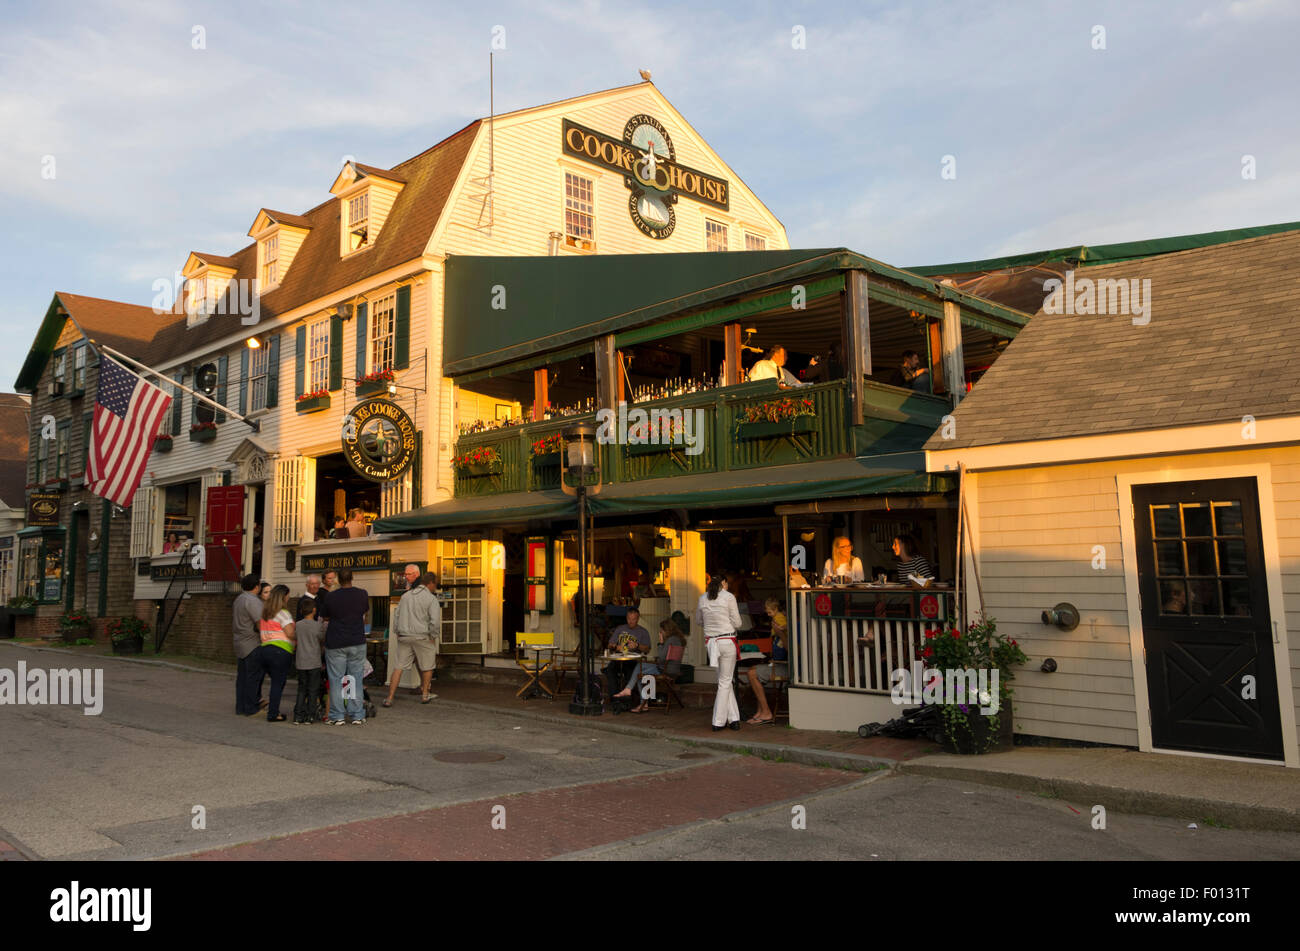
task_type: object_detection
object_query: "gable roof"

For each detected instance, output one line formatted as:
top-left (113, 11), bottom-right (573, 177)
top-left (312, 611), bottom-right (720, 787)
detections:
top-left (924, 229), bottom-right (1300, 451)
top-left (0, 394), bottom-right (30, 510)
top-left (14, 293), bottom-right (183, 392)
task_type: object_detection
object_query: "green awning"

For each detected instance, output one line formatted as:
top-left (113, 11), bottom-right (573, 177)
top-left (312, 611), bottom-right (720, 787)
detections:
top-left (443, 249), bottom-right (1030, 376)
top-left (374, 453), bottom-right (953, 533)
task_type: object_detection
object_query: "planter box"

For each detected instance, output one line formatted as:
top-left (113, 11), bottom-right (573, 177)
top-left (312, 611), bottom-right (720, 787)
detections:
top-left (188, 428), bottom-right (218, 443)
top-left (936, 699), bottom-right (1014, 754)
top-left (736, 416), bottom-right (817, 440)
top-left (296, 394), bottom-right (331, 414)
top-left (626, 440), bottom-right (681, 456)
top-left (530, 452), bottom-right (561, 468)
top-left (153, 438), bottom-right (174, 453)
top-left (458, 464), bottom-right (502, 478)
top-left (61, 626), bottom-right (90, 645)
top-left (113, 637), bottom-right (144, 655)
top-left (355, 380), bottom-right (389, 398)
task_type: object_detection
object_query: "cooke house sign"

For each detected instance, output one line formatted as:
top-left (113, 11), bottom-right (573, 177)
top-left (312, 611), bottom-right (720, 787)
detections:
top-left (342, 398), bottom-right (417, 482)
top-left (562, 115), bottom-right (730, 239)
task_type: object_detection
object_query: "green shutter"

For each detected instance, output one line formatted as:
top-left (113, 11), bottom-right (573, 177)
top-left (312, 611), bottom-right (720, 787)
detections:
top-left (329, 313), bottom-right (343, 390)
top-left (295, 325), bottom-right (306, 399)
top-left (355, 302), bottom-right (368, 380)
top-left (265, 335), bottom-right (280, 408)
top-left (238, 349), bottom-right (249, 415)
top-left (395, 285), bottom-right (410, 370)
top-left (171, 372), bottom-right (183, 435)
top-left (216, 354), bottom-right (228, 423)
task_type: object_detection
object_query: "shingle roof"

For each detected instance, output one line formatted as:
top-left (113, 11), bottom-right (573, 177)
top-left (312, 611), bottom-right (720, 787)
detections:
top-left (0, 394), bottom-right (29, 509)
top-left (57, 293), bottom-right (184, 365)
top-left (925, 229), bottom-right (1300, 450)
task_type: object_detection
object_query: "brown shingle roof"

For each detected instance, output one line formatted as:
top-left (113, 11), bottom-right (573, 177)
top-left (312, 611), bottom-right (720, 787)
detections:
top-left (150, 119), bottom-right (480, 362)
top-left (56, 292), bottom-right (184, 366)
top-left (258, 209), bottom-right (313, 229)
top-left (0, 394), bottom-right (29, 509)
top-left (925, 229), bottom-right (1300, 450)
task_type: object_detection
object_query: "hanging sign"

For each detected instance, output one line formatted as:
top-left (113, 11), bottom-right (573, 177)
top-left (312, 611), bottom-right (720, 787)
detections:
top-left (28, 493), bottom-right (61, 527)
top-left (919, 594), bottom-right (939, 619)
top-left (341, 398), bottom-right (417, 482)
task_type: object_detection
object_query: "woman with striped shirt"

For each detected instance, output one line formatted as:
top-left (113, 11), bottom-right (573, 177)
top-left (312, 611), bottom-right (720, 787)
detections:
top-left (892, 534), bottom-right (934, 583)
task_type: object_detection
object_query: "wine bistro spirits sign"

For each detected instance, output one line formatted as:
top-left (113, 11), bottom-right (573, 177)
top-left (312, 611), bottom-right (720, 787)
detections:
top-left (342, 398), bottom-right (417, 482)
top-left (562, 115), bottom-right (729, 239)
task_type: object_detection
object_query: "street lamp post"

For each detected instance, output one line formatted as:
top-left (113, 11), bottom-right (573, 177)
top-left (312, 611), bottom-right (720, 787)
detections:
top-left (561, 421), bottom-right (603, 717)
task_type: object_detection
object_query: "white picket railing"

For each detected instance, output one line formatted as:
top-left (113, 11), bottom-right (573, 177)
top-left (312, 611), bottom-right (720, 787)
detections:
top-left (789, 588), bottom-right (955, 692)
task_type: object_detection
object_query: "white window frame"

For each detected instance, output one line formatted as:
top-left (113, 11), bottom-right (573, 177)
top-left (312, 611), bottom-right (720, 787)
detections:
top-left (564, 171), bottom-right (596, 247)
top-left (706, 219), bottom-right (729, 252)
top-left (249, 345), bottom-right (269, 411)
top-left (347, 191), bottom-right (369, 251)
top-left (369, 293), bottom-right (396, 373)
top-left (308, 318), bottom-right (330, 393)
top-left (0, 546), bottom-right (13, 601)
top-left (745, 232), bottom-right (767, 251)
top-left (262, 234), bottom-right (279, 286)
top-left (131, 485), bottom-right (155, 558)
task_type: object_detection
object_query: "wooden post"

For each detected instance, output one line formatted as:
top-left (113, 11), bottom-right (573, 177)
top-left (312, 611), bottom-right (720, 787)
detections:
top-left (594, 336), bottom-right (618, 411)
top-left (843, 271), bottom-right (870, 425)
top-left (724, 323), bottom-right (742, 385)
top-left (928, 319), bottom-right (944, 394)
top-left (939, 280), bottom-right (966, 407)
top-left (532, 367), bottom-right (549, 421)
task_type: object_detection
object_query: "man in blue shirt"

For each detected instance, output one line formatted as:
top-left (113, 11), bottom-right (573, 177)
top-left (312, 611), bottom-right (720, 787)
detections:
top-left (319, 569), bottom-right (370, 725)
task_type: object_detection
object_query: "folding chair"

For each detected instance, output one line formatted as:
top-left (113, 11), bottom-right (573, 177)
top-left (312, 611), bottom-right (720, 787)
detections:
top-left (515, 632), bottom-right (556, 700)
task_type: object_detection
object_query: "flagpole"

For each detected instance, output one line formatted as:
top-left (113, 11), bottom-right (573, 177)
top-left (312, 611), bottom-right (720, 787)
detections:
top-left (89, 341), bottom-right (261, 432)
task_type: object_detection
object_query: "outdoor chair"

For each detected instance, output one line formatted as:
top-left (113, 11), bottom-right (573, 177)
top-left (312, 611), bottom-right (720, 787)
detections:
top-left (515, 632), bottom-right (556, 700)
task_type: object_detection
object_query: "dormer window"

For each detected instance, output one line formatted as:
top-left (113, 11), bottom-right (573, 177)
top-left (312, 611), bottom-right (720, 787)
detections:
top-left (262, 235), bottom-right (279, 286)
top-left (187, 275), bottom-right (209, 323)
top-left (348, 192), bottom-right (369, 251)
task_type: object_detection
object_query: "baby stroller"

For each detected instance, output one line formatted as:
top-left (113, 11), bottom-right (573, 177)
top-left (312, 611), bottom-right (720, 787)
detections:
top-left (857, 703), bottom-right (940, 740)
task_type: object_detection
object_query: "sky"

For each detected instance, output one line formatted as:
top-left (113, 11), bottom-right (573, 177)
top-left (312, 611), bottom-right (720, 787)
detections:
top-left (1, 0), bottom-right (1298, 389)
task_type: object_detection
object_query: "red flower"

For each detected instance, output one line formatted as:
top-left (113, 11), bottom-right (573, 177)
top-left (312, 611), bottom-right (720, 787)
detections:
top-left (922, 646), bottom-right (934, 658)
top-left (1010, 639), bottom-right (1018, 646)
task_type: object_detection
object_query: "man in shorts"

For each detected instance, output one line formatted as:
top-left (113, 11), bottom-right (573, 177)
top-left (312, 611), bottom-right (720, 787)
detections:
top-left (384, 572), bottom-right (441, 706)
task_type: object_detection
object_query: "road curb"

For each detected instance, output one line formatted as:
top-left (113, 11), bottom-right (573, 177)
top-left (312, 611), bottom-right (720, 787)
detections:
top-left (897, 761), bottom-right (1300, 832)
top-left (433, 698), bottom-right (896, 773)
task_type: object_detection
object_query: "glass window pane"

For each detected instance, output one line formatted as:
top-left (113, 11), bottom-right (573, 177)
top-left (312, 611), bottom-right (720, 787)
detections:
top-left (1159, 580), bottom-right (1187, 615)
top-left (1154, 541), bottom-right (1183, 576)
top-left (1214, 501), bottom-right (1243, 536)
top-left (1185, 540), bottom-right (1217, 576)
top-left (1222, 579), bottom-right (1252, 617)
top-left (1152, 505), bottom-right (1180, 537)
top-left (1188, 578), bottom-right (1221, 616)
top-left (1182, 502), bottom-right (1212, 537)
top-left (1217, 539), bottom-right (1247, 575)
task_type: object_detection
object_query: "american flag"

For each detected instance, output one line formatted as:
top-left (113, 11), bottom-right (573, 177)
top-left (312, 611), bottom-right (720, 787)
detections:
top-left (85, 357), bottom-right (173, 507)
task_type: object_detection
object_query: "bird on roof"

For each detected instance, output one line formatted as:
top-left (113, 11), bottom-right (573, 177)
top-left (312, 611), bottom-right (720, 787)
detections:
top-left (639, 69), bottom-right (652, 82)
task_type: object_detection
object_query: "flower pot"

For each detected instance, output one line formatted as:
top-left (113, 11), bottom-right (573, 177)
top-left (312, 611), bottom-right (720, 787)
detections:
top-left (113, 636), bottom-right (144, 655)
top-left (355, 380), bottom-right (389, 398)
top-left (61, 624), bottom-right (90, 645)
top-left (296, 394), bottom-right (331, 414)
top-left (936, 699), bottom-right (1013, 754)
top-left (626, 439), bottom-right (681, 456)
top-left (531, 451), bottom-right (561, 468)
top-left (154, 438), bottom-right (174, 453)
top-left (458, 464), bottom-right (501, 477)
top-left (736, 416), bottom-right (817, 440)
top-left (189, 428), bottom-right (217, 443)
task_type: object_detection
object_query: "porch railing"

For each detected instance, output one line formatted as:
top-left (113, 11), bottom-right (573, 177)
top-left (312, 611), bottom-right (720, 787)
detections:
top-left (789, 588), bottom-right (955, 693)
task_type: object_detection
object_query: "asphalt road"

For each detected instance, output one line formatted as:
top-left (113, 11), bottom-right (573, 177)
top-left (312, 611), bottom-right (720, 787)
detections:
top-left (3, 642), bottom-right (1299, 862)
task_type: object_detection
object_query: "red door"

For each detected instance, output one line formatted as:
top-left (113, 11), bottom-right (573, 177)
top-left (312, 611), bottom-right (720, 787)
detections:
top-left (205, 485), bottom-right (246, 581)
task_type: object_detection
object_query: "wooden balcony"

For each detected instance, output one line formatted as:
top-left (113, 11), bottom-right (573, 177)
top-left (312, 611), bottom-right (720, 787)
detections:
top-left (452, 378), bottom-right (950, 498)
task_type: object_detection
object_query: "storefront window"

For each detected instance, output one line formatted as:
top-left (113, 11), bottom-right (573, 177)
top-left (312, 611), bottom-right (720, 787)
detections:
top-left (18, 532), bottom-right (65, 603)
top-left (160, 481), bottom-right (201, 553)
top-left (314, 452), bottom-right (379, 541)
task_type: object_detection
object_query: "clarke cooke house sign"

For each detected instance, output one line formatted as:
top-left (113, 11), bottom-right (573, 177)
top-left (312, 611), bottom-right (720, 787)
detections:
top-left (562, 115), bottom-right (729, 239)
top-left (342, 398), bottom-right (417, 482)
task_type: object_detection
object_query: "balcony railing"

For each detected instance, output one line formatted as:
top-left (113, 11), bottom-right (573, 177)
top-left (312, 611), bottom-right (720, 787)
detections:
top-left (789, 587), bottom-right (955, 693)
top-left (452, 377), bottom-right (950, 497)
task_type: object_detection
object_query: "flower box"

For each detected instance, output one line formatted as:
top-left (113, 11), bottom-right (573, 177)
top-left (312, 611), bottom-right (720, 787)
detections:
top-left (736, 416), bottom-right (817, 440)
top-left (626, 440), bottom-right (681, 456)
top-left (112, 636), bottom-right (144, 655)
top-left (531, 451), bottom-right (561, 468)
top-left (296, 394), bottom-right (331, 414)
top-left (459, 464), bottom-right (501, 477)
top-left (189, 427), bottom-right (217, 443)
top-left (154, 437), bottom-right (173, 453)
top-left (355, 380), bottom-right (388, 398)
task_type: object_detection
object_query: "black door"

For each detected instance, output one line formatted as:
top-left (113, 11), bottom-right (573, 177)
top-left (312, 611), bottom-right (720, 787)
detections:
top-left (1133, 478), bottom-right (1283, 760)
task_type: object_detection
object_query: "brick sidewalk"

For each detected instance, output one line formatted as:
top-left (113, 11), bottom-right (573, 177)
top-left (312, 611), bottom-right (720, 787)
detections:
top-left (186, 758), bottom-right (861, 860)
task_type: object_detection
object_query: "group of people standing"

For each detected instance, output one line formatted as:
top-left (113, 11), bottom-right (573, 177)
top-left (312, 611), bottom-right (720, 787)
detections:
top-left (231, 564), bottom-right (442, 725)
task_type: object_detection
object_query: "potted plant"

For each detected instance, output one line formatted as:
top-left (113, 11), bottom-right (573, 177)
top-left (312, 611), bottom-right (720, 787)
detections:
top-left (355, 367), bottom-right (396, 398)
top-left (529, 433), bottom-right (564, 467)
top-left (921, 615), bottom-right (1027, 754)
top-left (189, 420), bottom-right (218, 442)
top-left (58, 611), bottom-right (92, 644)
top-left (153, 432), bottom-right (174, 453)
top-left (6, 595), bottom-right (36, 616)
top-left (736, 398), bottom-right (817, 439)
top-left (453, 446), bottom-right (503, 477)
top-left (295, 388), bottom-right (331, 413)
top-left (107, 616), bottom-right (149, 655)
top-left (626, 416), bottom-right (684, 456)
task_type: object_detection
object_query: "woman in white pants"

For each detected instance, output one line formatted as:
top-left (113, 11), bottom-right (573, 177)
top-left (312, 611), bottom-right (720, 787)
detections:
top-left (697, 572), bottom-right (743, 731)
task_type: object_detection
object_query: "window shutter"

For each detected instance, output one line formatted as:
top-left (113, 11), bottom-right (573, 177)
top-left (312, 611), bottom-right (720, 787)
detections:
top-left (265, 334), bottom-right (280, 408)
top-left (238, 349), bottom-right (249, 415)
top-left (274, 456), bottom-right (313, 544)
top-left (329, 313), bottom-right (343, 390)
top-left (355, 302), bottom-right (368, 380)
top-left (395, 284), bottom-right (410, 370)
top-left (295, 325), bottom-right (306, 400)
top-left (130, 485), bottom-right (154, 558)
top-left (198, 472), bottom-right (223, 544)
top-left (216, 355), bottom-right (228, 423)
top-left (171, 372), bottom-right (183, 435)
